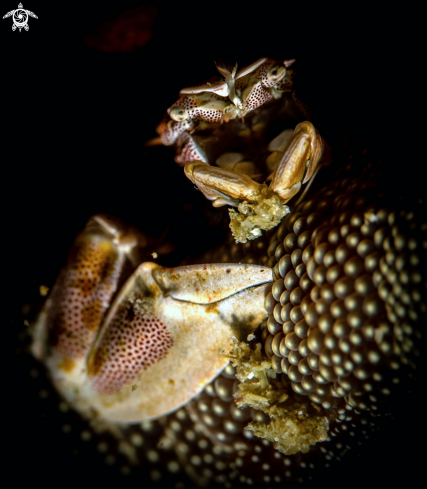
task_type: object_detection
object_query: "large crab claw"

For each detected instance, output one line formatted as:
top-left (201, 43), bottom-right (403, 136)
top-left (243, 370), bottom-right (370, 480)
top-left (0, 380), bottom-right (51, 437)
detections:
top-left (183, 121), bottom-right (328, 242)
top-left (32, 215), bottom-right (272, 423)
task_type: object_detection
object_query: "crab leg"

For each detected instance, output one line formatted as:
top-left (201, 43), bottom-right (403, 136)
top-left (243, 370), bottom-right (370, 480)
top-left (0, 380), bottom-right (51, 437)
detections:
top-left (270, 121), bottom-right (326, 202)
top-left (183, 122), bottom-right (327, 209)
top-left (184, 161), bottom-right (266, 207)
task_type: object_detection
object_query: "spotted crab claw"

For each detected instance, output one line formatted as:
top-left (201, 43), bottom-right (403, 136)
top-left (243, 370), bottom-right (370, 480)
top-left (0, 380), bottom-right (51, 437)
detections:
top-left (32, 215), bottom-right (272, 423)
top-left (183, 121), bottom-right (329, 242)
top-left (179, 57), bottom-right (292, 117)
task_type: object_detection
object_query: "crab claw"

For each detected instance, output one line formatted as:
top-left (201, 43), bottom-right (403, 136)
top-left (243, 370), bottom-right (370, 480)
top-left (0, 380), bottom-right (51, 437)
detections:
top-left (87, 262), bottom-right (271, 422)
top-left (31, 213), bottom-right (156, 365)
top-left (32, 215), bottom-right (272, 423)
top-left (269, 121), bottom-right (327, 202)
top-left (184, 161), bottom-right (266, 207)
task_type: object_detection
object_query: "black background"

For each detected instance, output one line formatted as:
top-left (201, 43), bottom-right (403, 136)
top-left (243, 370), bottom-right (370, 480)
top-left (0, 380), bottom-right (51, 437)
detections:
top-left (3, 2), bottom-right (422, 488)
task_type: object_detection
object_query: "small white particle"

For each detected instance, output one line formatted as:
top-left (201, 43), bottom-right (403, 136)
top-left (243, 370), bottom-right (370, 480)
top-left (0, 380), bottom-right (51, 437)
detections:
top-left (190, 455), bottom-right (201, 466)
top-left (147, 450), bottom-right (159, 463)
top-left (203, 454), bottom-right (214, 464)
top-left (130, 433), bottom-right (144, 447)
top-left (167, 461), bottom-right (180, 473)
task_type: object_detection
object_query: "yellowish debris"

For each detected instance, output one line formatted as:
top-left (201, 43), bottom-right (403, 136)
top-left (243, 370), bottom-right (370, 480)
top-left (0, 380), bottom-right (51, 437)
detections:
top-left (225, 338), bottom-right (329, 455)
top-left (39, 285), bottom-right (49, 297)
top-left (229, 191), bottom-right (290, 243)
top-left (151, 252), bottom-right (158, 259)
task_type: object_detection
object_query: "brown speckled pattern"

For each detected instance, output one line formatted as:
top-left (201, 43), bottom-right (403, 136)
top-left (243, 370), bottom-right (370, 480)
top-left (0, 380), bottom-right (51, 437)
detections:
top-left (46, 239), bottom-right (124, 360)
top-left (89, 303), bottom-right (173, 394)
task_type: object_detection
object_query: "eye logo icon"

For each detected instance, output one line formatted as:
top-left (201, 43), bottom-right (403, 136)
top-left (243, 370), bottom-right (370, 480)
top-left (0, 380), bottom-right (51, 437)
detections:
top-left (3, 3), bottom-right (38, 32)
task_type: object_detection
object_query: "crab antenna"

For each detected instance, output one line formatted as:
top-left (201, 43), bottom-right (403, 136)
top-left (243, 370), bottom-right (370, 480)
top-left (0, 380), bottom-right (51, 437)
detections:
top-left (214, 59), bottom-right (233, 79)
top-left (214, 60), bottom-right (243, 109)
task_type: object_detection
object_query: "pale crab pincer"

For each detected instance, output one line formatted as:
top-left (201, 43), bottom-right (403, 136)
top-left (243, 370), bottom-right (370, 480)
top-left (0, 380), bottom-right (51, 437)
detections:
top-left (31, 56), bottom-right (424, 487)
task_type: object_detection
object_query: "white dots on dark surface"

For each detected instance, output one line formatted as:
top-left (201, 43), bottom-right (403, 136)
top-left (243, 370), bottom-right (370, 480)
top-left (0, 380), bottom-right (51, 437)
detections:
top-left (167, 460), bottom-right (180, 473)
top-left (203, 453), bottom-right (214, 464)
top-left (146, 449), bottom-right (159, 463)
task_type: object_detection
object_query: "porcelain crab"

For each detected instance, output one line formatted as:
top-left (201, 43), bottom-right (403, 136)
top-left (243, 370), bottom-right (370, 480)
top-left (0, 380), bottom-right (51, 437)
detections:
top-left (29, 54), bottom-right (425, 488)
top-left (156, 57), bottom-right (330, 243)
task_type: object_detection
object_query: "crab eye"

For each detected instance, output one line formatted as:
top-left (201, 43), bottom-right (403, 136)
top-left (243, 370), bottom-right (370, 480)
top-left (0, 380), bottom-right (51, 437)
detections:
top-left (170, 106), bottom-right (189, 122)
top-left (267, 64), bottom-right (286, 82)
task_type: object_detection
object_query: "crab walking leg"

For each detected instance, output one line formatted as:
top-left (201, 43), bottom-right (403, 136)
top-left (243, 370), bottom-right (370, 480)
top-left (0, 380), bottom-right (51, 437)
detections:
top-left (270, 121), bottom-right (325, 202)
top-left (184, 161), bottom-right (267, 207)
top-left (42, 260), bottom-right (271, 423)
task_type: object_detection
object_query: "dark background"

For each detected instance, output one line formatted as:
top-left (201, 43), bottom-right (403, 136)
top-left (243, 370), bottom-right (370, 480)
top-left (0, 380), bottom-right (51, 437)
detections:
top-left (3, 2), bottom-right (422, 487)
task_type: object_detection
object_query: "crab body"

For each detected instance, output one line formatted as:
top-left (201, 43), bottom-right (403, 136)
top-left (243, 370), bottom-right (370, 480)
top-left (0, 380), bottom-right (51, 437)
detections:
top-left (30, 55), bottom-right (425, 488)
top-left (156, 58), bottom-right (330, 243)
